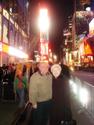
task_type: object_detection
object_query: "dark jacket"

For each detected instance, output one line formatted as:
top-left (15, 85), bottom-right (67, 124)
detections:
top-left (50, 75), bottom-right (72, 125)
top-left (61, 64), bottom-right (70, 79)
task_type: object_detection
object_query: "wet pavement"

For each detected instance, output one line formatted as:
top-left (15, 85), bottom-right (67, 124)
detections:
top-left (0, 83), bottom-right (94, 125)
top-left (71, 93), bottom-right (94, 125)
top-left (70, 71), bottom-right (94, 125)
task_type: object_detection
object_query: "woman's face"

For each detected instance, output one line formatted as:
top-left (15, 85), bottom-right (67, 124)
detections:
top-left (17, 70), bottom-right (22, 77)
top-left (51, 64), bottom-right (62, 78)
top-left (52, 67), bottom-right (61, 78)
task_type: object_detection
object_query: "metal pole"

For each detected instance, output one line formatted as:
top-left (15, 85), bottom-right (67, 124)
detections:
top-left (72, 0), bottom-right (76, 50)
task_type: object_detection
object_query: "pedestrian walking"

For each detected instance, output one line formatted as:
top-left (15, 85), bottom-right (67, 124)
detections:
top-left (29, 61), bottom-right (52, 125)
top-left (14, 69), bottom-right (28, 110)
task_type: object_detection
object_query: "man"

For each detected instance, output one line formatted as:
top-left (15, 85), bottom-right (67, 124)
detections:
top-left (29, 61), bottom-right (52, 125)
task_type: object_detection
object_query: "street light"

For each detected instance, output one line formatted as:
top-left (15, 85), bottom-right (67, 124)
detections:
top-left (86, 7), bottom-right (91, 11)
top-left (38, 8), bottom-right (50, 57)
top-left (38, 8), bottom-right (50, 32)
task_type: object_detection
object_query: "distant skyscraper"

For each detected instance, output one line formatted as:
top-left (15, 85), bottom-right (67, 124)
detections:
top-left (17, 0), bottom-right (28, 15)
top-left (91, 0), bottom-right (94, 10)
top-left (80, 0), bottom-right (90, 5)
top-left (79, 0), bottom-right (90, 10)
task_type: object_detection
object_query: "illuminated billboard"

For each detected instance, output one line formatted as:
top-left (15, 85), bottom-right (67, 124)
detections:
top-left (79, 37), bottom-right (94, 56)
top-left (89, 18), bottom-right (94, 35)
top-left (40, 42), bottom-right (48, 55)
top-left (3, 17), bottom-right (9, 43)
top-left (0, 14), bottom-right (2, 41)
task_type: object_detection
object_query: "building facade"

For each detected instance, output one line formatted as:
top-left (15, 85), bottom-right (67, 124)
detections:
top-left (0, 0), bottom-right (29, 66)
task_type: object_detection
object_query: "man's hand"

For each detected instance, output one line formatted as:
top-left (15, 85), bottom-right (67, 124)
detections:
top-left (32, 103), bottom-right (37, 109)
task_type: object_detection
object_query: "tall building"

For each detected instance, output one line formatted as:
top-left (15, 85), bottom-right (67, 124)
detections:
top-left (75, 0), bottom-right (90, 11)
top-left (80, 0), bottom-right (90, 5)
top-left (0, 0), bottom-right (29, 66)
top-left (91, 0), bottom-right (94, 10)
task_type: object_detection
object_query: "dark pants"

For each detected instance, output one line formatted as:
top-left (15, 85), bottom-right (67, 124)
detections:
top-left (32, 100), bottom-right (52, 125)
top-left (0, 83), bottom-right (2, 99)
top-left (16, 88), bottom-right (25, 108)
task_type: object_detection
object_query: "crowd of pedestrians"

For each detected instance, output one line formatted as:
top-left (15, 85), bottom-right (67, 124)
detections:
top-left (0, 63), bottom-right (16, 100)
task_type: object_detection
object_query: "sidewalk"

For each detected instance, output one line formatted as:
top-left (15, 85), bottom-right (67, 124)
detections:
top-left (0, 101), bottom-right (17, 125)
top-left (71, 94), bottom-right (94, 125)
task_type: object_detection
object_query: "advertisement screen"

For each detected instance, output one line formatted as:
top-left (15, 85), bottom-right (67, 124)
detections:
top-left (0, 14), bottom-right (2, 41)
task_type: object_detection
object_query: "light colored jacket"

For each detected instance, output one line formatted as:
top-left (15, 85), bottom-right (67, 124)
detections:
top-left (29, 71), bottom-right (52, 105)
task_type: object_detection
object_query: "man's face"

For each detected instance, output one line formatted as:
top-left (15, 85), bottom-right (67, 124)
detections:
top-left (38, 62), bottom-right (49, 75)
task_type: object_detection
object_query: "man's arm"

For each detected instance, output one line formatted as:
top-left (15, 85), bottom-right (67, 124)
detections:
top-left (29, 74), bottom-right (38, 108)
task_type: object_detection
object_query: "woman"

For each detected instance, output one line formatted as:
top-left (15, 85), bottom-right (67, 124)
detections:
top-left (14, 69), bottom-right (28, 109)
top-left (50, 64), bottom-right (72, 125)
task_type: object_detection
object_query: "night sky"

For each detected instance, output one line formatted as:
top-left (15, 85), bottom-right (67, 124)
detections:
top-left (49, 0), bottom-right (74, 54)
top-left (29, 0), bottom-right (74, 54)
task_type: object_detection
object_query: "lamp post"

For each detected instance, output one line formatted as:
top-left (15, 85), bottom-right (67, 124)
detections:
top-left (38, 8), bottom-right (50, 60)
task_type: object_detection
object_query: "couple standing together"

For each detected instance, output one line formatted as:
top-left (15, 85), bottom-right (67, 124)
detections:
top-left (29, 61), bottom-right (72, 125)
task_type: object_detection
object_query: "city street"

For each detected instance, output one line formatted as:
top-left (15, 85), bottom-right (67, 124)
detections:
top-left (0, 0), bottom-right (94, 125)
top-left (70, 70), bottom-right (94, 125)
top-left (71, 70), bottom-right (94, 86)
top-left (71, 91), bottom-right (94, 125)
top-left (0, 71), bottom-right (94, 125)
top-left (0, 91), bottom-right (94, 125)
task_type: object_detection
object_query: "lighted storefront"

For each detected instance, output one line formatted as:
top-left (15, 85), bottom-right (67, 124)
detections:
top-left (0, 5), bottom-right (28, 66)
top-left (0, 42), bottom-right (28, 65)
top-left (79, 37), bottom-right (94, 66)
